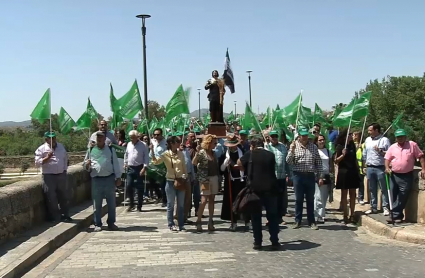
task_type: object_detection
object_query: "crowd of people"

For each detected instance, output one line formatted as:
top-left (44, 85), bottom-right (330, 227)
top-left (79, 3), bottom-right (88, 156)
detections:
top-left (34, 118), bottom-right (425, 249)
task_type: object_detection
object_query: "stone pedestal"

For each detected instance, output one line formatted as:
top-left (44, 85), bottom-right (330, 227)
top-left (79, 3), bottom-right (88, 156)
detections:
top-left (207, 122), bottom-right (226, 138)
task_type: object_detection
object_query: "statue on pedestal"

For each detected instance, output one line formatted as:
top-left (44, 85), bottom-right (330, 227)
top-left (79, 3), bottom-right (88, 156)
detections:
top-left (205, 70), bottom-right (226, 123)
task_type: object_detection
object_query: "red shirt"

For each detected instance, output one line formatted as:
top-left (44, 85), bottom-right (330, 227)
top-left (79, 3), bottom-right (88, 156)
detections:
top-left (385, 141), bottom-right (423, 173)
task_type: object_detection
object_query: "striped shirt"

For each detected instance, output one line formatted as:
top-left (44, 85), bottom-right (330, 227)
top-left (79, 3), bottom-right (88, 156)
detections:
top-left (286, 141), bottom-right (323, 178)
top-left (266, 142), bottom-right (292, 180)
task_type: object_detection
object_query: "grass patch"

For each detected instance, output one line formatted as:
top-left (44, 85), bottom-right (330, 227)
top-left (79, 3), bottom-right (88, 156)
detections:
top-left (0, 180), bottom-right (17, 187)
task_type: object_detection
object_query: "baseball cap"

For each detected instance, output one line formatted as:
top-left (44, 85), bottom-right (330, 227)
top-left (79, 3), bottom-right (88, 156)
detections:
top-left (44, 131), bottom-right (56, 138)
top-left (269, 130), bottom-right (279, 136)
top-left (239, 130), bottom-right (248, 135)
top-left (298, 127), bottom-right (309, 136)
top-left (395, 129), bottom-right (406, 137)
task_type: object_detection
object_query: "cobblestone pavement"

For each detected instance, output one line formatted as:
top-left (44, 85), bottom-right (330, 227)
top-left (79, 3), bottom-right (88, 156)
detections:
top-left (25, 191), bottom-right (425, 278)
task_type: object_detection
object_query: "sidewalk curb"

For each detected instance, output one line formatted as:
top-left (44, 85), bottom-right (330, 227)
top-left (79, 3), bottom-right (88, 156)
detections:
top-left (0, 202), bottom-right (108, 278)
top-left (357, 213), bottom-right (425, 245)
top-left (331, 190), bottom-right (425, 245)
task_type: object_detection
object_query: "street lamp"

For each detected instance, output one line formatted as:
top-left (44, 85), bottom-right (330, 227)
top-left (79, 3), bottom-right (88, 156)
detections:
top-left (234, 100), bottom-right (237, 118)
top-left (136, 14), bottom-right (151, 123)
top-left (246, 70), bottom-right (252, 108)
top-left (197, 88), bottom-right (201, 119)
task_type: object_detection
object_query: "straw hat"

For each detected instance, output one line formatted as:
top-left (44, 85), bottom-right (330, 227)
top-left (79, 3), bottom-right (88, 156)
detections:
top-left (224, 133), bottom-right (242, 147)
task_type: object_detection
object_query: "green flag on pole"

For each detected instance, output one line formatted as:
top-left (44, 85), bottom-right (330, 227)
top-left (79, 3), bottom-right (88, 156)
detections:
top-left (114, 80), bottom-right (143, 120)
top-left (165, 84), bottom-right (190, 122)
top-left (58, 107), bottom-right (75, 135)
top-left (30, 88), bottom-right (51, 124)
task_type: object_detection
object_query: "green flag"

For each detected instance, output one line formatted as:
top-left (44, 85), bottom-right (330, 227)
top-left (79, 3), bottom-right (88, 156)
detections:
top-left (242, 102), bottom-right (262, 132)
top-left (110, 144), bottom-right (125, 159)
top-left (352, 91), bottom-right (372, 119)
top-left (115, 80), bottom-right (143, 119)
top-left (282, 93), bottom-right (302, 124)
top-left (30, 88), bottom-right (51, 124)
top-left (58, 107), bottom-right (75, 135)
top-left (227, 111), bottom-right (235, 122)
top-left (110, 83), bottom-right (117, 112)
top-left (86, 98), bottom-right (98, 119)
top-left (109, 113), bottom-right (123, 131)
top-left (313, 103), bottom-right (326, 125)
top-left (165, 84), bottom-right (190, 122)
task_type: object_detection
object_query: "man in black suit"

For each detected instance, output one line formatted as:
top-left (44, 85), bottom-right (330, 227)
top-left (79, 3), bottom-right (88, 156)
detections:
top-left (238, 137), bottom-right (280, 250)
top-left (205, 70), bottom-right (225, 123)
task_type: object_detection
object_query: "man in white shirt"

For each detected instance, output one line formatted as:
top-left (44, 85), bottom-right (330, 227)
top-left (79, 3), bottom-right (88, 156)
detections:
top-left (35, 131), bottom-right (70, 222)
top-left (124, 130), bottom-right (149, 212)
top-left (362, 123), bottom-right (391, 215)
top-left (84, 131), bottom-right (121, 232)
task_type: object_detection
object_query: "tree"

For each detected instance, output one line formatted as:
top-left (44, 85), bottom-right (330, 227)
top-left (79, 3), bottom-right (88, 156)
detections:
top-left (20, 161), bottom-right (29, 175)
top-left (146, 100), bottom-right (166, 121)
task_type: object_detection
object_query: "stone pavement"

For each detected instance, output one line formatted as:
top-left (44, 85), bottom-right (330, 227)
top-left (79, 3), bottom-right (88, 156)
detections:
top-left (24, 192), bottom-right (425, 278)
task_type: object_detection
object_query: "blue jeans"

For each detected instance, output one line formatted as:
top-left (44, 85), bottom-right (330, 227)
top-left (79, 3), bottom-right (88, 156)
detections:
top-left (358, 174), bottom-right (365, 201)
top-left (366, 166), bottom-right (388, 210)
top-left (161, 178), bottom-right (167, 204)
top-left (251, 192), bottom-right (279, 244)
top-left (390, 171), bottom-right (413, 220)
top-left (293, 172), bottom-right (316, 224)
top-left (165, 180), bottom-right (185, 229)
top-left (126, 165), bottom-right (144, 209)
top-left (92, 175), bottom-right (116, 227)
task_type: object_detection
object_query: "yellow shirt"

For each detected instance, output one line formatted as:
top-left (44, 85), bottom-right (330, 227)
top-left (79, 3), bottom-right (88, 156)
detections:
top-left (152, 150), bottom-right (187, 180)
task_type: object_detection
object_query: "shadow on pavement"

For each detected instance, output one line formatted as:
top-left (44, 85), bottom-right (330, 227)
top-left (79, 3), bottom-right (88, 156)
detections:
top-left (279, 240), bottom-right (321, 251)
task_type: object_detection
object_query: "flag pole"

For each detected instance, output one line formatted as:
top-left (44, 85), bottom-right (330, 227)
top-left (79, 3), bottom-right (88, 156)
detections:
top-left (344, 98), bottom-right (357, 149)
top-left (49, 90), bottom-right (53, 152)
top-left (294, 90), bottom-right (303, 128)
top-left (359, 115), bottom-right (368, 144)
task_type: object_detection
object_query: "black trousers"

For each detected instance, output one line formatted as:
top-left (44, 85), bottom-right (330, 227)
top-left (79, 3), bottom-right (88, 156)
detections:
top-left (210, 100), bottom-right (223, 122)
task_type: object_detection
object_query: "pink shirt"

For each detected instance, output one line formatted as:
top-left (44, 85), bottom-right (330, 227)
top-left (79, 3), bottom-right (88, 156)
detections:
top-left (385, 141), bottom-right (423, 173)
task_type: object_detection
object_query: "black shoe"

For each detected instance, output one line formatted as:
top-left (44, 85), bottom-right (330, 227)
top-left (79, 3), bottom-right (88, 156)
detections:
top-left (127, 206), bottom-right (135, 212)
top-left (137, 207), bottom-right (142, 212)
top-left (161, 203), bottom-right (167, 207)
top-left (154, 199), bottom-right (160, 204)
top-left (108, 224), bottom-right (119, 231)
top-left (293, 222), bottom-right (301, 229)
top-left (61, 216), bottom-right (73, 223)
top-left (253, 243), bottom-right (262, 250)
top-left (271, 242), bottom-right (281, 251)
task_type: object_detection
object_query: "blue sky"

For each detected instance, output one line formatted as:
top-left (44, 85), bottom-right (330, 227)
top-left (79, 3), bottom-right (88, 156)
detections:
top-left (1, 0), bottom-right (424, 122)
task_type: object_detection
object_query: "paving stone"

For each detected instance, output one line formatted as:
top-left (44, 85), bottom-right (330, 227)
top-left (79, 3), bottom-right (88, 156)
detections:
top-left (26, 191), bottom-right (425, 278)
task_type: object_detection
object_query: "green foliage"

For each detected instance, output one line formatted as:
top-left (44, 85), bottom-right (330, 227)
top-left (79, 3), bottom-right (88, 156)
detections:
top-left (363, 75), bottom-right (425, 145)
top-left (20, 161), bottom-right (29, 174)
top-left (0, 114), bottom-right (96, 156)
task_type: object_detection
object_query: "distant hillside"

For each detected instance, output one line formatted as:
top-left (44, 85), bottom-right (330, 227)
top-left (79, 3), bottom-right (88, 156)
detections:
top-left (190, 109), bottom-right (230, 118)
top-left (0, 120), bottom-right (31, 128)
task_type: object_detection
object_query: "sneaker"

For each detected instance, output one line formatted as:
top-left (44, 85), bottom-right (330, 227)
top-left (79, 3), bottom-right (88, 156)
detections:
top-left (310, 223), bottom-right (319, 230)
top-left (253, 242), bottom-right (262, 250)
top-left (108, 224), bottom-right (119, 231)
top-left (383, 207), bottom-right (390, 216)
top-left (293, 222), bottom-right (301, 229)
top-left (365, 209), bottom-right (377, 215)
top-left (359, 200), bottom-right (365, 205)
top-left (170, 226), bottom-right (179, 232)
top-left (93, 226), bottom-right (102, 232)
top-left (126, 206), bottom-right (135, 212)
top-left (229, 223), bottom-right (237, 231)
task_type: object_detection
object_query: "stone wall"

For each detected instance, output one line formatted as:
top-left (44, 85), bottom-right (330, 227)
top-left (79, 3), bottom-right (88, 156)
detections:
top-left (0, 153), bottom-right (85, 168)
top-left (0, 165), bottom-right (91, 243)
top-left (405, 168), bottom-right (425, 223)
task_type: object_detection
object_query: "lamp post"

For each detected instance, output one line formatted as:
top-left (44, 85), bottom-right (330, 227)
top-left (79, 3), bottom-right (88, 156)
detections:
top-left (197, 88), bottom-right (201, 119)
top-left (246, 70), bottom-right (252, 108)
top-left (234, 100), bottom-right (237, 118)
top-left (136, 14), bottom-right (151, 123)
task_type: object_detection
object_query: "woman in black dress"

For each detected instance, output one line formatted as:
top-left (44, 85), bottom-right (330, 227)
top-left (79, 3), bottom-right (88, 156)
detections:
top-left (334, 129), bottom-right (360, 224)
top-left (219, 134), bottom-right (246, 231)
